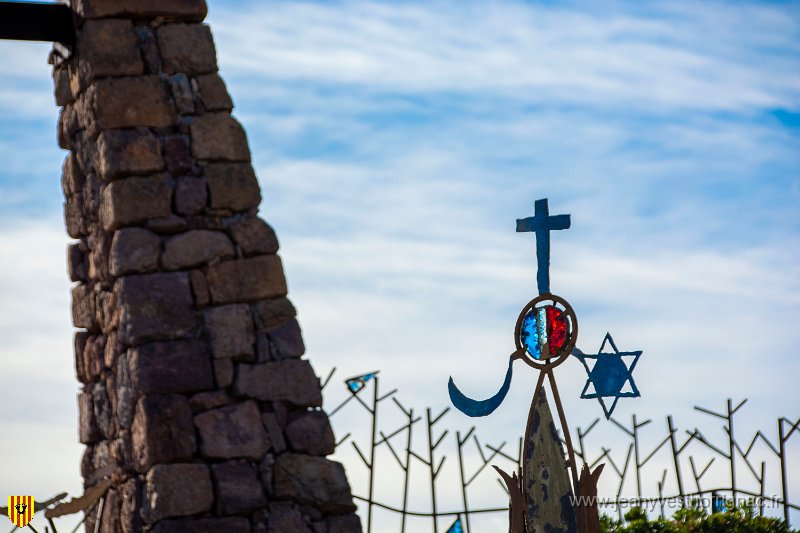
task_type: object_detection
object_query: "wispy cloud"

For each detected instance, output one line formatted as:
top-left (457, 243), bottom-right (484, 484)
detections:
top-left (0, 0), bottom-right (798, 526)
top-left (213, 0), bottom-right (800, 111)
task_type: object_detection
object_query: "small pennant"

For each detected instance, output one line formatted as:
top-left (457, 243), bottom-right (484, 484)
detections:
top-left (345, 371), bottom-right (379, 394)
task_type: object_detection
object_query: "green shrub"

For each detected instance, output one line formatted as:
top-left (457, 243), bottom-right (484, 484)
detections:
top-left (600, 499), bottom-right (796, 533)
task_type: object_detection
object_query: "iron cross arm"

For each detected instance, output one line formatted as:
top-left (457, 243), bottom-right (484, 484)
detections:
top-left (516, 198), bottom-right (571, 295)
top-left (0, 2), bottom-right (75, 48)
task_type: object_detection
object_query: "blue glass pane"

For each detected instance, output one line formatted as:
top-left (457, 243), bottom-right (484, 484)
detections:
top-left (445, 517), bottom-right (463, 533)
top-left (345, 372), bottom-right (377, 394)
top-left (589, 357), bottom-right (629, 396)
top-left (520, 312), bottom-right (541, 359)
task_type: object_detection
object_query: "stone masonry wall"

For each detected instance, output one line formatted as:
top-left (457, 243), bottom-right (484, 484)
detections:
top-left (51, 1), bottom-right (360, 531)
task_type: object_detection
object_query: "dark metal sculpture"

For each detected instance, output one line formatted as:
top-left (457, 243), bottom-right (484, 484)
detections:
top-left (448, 198), bottom-right (642, 533)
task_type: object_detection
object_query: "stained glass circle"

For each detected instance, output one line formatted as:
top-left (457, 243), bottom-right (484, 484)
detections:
top-left (514, 293), bottom-right (577, 369)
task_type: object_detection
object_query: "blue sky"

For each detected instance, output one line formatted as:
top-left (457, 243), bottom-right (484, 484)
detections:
top-left (0, 0), bottom-right (798, 530)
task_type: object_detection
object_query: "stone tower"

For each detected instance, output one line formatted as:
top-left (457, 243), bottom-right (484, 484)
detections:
top-left (52, 1), bottom-right (360, 530)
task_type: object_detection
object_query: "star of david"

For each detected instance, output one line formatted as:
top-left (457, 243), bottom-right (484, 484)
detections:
top-left (573, 333), bottom-right (641, 419)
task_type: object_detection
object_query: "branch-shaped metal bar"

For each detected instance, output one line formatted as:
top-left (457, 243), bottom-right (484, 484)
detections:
top-left (688, 455), bottom-right (715, 493)
top-left (576, 418), bottom-right (600, 466)
top-left (694, 398), bottom-right (746, 502)
top-left (778, 416), bottom-right (800, 522)
top-left (614, 444), bottom-right (634, 521)
top-left (425, 407), bottom-right (449, 533)
top-left (456, 427), bottom-right (475, 533)
top-left (610, 414), bottom-right (651, 498)
top-left (667, 415), bottom-right (686, 506)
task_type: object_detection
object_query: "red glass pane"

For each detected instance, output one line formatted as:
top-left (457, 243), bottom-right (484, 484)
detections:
top-left (546, 306), bottom-right (567, 350)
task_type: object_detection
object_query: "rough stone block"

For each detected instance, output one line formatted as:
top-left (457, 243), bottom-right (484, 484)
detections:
top-left (203, 162), bottom-right (260, 211)
top-left (327, 514), bottom-right (363, 533)
top-left (98, 488), bottom-right (121, 533)
top-left (104, 330), bottom-right (121, 369)
top-left (233, 360), bottom-right (322, 407)
top-left (72, 283), bottom-right (97, 330)
top-left (146, 214), bottom-right (188, 234)
top-left (62, 152), bottom-right (85, 196)
top-left (191, 113), bottom-right (250, 162)
top-left (255, 333), bottom-right (272, 363)
top-left (189, 269), bottom-right (210, 307)
top-left (264, 319), bottom-right (305, 360)
top-left (94, 76), bottom-right (176, 129)
top-left (144, 463), bottom-right (213, 522)
top-left (57, 104), bottom-right (78, 150)
top-left (194, 400), bottom-right (269, 460)
top-left (83, 335), bottom-right (105, 382)
top-left (135, 25), bottom-right (161, 73)
top-left (78, 391), bottom-right (101, 444)
top-left (213, 358), bottom-right (233, 388)
top-left (204, 304), bottom-right (255, 360)
top-left (82, 173), bottom-right (102, 228)
top-left (169, 73), bottom-right (195, 115)
top-left (97, 128), bottom-right (164, 181)
top-left (259, 454), bottom-right (275, 494)
top-left (97, 290), bottom-right (119, 333)
top-left (116, 272), bottom-right (196, 345)
top-left (92, 381), bottom-right (115, 439)
top-left (130, 339), bottom-right (214, 394)
top-left (261, 413), bottom-right (286, 454)
top-left (267, 503), bottom-right (312, 533)
top-left (212, 460), bottom-right (266, 515)
top-left (229, 216), bottom-right (278, 256)
top-left (101, 175), bottom-right (172, 231)
top-left (68, 242), bottom-right (89, 282)
top-left (132, 395), bottom-right (196, 472)
top-left (273, 455), bottom-right (356, 514)
top-left (64, 194), bottom-right (85, 238)
top-left (157, 23), bottom-right (217, 75)
top-left (74, 331), bottom-right (90, 384)
top-left (76, 0), bottom-right (208, 21)
top-left (119, 478), bottom-right (142, 533)
top-left (53, 66), bottom-right (74, 106)
top-left (253, 298), bottom-right (297, 330)
top-left (286, 411), bottom-right (335, 456)
top-left (162, 230), bottom-right (235, 270)
top-left (175, 176), bottom-right (206, 215)
top-left (206, 256), bottom-right (287, 304)
top-left (151, 518), bottom-right (250, 533)
top-left (110, 227), bottom-right (160, 276)
top-left (165, 135), bottom-right (193, 176)
top-left (86, 227), bottom-right (111, 281)
top-left (73, 131), bottom-right (96, 176)
top-left (77, 19), bottom-right (144, 79)
top-left (189, 390), bottom-right (231, 413)
top-left (195, 73), bottom-right (233, 111)
top-left (116, 353), bottom-right (135, 429)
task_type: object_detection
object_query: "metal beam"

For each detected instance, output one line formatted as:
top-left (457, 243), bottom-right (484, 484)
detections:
top-left (0, 2), bottom-right (75, 47)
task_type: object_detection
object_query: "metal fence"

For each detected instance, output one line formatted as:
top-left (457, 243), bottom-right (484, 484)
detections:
top-left (7, 369), bottom-right (797, 533)
top-left (323, 368), bottom-right (800, 533)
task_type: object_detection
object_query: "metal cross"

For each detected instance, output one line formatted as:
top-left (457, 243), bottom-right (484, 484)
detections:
top-left (516, 198), bottom-right (571, 295)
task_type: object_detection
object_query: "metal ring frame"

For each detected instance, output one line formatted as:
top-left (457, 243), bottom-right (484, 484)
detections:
top-left (513, 292), bottom-right (578, 371)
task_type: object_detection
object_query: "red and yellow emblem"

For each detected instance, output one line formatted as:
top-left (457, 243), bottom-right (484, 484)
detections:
top-left (7, 496), bottom-right (35, 527)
